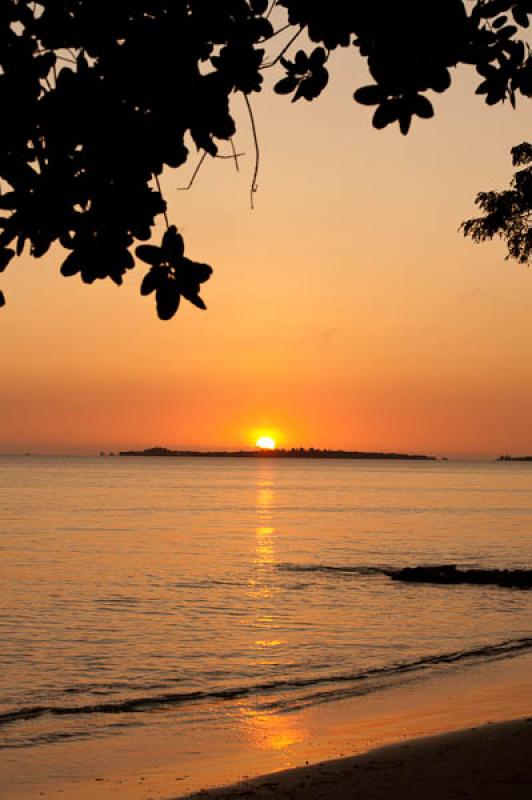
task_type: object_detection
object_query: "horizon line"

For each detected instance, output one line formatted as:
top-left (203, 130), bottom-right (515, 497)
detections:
top-left (1, 447), bottom-right (529, 462)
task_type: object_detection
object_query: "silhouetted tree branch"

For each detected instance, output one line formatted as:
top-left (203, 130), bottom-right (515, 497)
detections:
top-left (461, 142), bottom-right (532, 264)
top-left (0, 1), bottom-right (531, 318)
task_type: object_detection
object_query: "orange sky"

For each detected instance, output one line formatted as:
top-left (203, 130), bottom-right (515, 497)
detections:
top-left (1, 51), bottom-right (531, 458)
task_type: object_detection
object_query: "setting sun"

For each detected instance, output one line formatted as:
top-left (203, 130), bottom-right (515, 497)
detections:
top-left (256, 436), bottom-right (276, 450)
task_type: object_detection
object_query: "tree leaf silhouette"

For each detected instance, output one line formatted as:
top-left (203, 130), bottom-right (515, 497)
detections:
top-left (136, 227), bottom-right (212, 318)
top-left (0, 0), bottom-right (530, 318)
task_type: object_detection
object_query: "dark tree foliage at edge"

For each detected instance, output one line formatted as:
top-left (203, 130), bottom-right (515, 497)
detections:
top-left (0, 0), bottom-right (531, 319)
top-left (461, 142), bottom-right (531, 263)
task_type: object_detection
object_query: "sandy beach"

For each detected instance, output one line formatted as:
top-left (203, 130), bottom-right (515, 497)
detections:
top-left (3, 651), bottom-right (532, 800)
top-left (182, 717), bottom-right (532, 800)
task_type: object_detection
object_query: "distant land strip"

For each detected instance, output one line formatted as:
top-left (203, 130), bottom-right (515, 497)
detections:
top-left (497, 455), bottom-right (532, 462)
top-left (118, 447), bottom-right (436, 460)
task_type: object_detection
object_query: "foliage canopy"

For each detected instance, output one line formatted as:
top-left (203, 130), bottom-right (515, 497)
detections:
top-left (461, 142), bottom-right (531, 264)
top-left (0, 1), bottom-right (531, 316)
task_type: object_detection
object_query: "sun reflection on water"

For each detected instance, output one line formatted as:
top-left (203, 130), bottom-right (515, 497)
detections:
top-left (237, 703), bottom-right (306, 753)
top-left (248, 472), bottom-right (277, 601)
top-left (256, 480), bottom-right (274, 518)
top-left (233, 471), bottom-right (307, 760)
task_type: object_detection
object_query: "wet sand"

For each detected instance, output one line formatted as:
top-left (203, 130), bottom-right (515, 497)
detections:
top-left (182, 717), bottom-right (532, 800)
top-left (4, 654), bottom-right (532, 799)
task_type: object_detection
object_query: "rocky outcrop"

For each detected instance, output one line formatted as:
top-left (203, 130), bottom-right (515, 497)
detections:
top-left (391, 564), bottom-right (532, 590)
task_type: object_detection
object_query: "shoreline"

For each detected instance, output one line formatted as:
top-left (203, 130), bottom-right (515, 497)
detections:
top-left (173, 651), bottom-right (532, 800)
top-left (181, 716), bottom-right (532, 800)
top-left (3, 652), bottom-right (532, 799)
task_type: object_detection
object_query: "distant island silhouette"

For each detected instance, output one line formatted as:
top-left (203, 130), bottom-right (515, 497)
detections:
top-left (119, 447), bottom-right (436, 461)
top-left (497, 455), bottom-right (532, 462)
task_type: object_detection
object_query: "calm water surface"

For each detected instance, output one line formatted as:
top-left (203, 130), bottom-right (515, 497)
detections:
top-left (1, 456), bottom-right (532, 755)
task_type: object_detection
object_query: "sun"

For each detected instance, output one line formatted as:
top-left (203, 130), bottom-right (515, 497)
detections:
top-left (256, 435), bottom-right (276, 450)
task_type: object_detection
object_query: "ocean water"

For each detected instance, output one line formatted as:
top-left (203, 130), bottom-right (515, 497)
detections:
top-left (1, 456), bottom-right (532, 765)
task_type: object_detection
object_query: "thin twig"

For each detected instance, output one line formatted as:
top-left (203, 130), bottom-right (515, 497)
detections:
top-left (154, 173), bottom-right (170, 228)
top-left (55, 53), bottom-right (77, 67)
top-left (178, 152), bottom-right (207, 191)
top-left (261, 26), bottom-right (304, 69)
top-left (243, 93), bottom-right (259, 210)
top-left (214, 151), bottom-right (245, 161)
top-left (229, 139), bottom-right (240, 172)
top-left (56, 54), bottom-right (77, 65)
top-left (35, 49), bottom-right (77, 66)
top-left (266, 1), bottom-right (278, 21)
top-left (177, 149), bottom-right (245, 193)
top-left (260, 23), bottom-right (292, 43)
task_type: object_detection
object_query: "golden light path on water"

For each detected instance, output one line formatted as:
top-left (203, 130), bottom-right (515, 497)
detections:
top-left (237, 468), bottom-right (307, 757)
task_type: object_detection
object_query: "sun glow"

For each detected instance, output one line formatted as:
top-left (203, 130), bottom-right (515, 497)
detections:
top-left (256, 436), bottom-right (276, 450)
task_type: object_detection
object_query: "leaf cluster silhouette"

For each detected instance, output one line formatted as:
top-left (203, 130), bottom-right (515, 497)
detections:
top-left (461, 142), bottom-right (532, 263)
top-left (0, 1), bottom-right (530, 318)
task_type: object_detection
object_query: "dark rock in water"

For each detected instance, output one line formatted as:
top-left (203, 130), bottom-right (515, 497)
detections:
top-left (392, 565), bottom-right (532, 590)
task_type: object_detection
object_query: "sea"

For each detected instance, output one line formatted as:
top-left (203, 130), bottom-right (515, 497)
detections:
top-left (1, 456), bottom-right (532, 796)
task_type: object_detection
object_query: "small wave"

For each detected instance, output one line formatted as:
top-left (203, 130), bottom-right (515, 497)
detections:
top-left (2, 636), bottom-right (531, 732)
top-left (0, 729), bottom-right (94, 750)
top-left (278, 563), bottom-right (392, 577)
